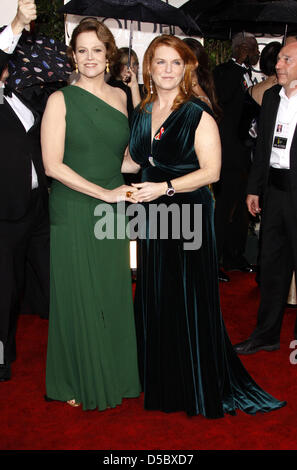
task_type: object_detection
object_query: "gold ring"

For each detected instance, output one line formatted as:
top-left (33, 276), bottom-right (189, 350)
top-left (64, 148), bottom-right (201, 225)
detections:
top-left (126, 191), bottom-right (132, 198)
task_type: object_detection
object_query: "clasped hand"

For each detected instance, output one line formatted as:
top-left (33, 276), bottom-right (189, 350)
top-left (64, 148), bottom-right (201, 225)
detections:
top-left (131, 182), bottom-right (167, 203)
top-left (106, 182), bottom-right (167, 203)
top-left (104, 185), bottom-right (138, 203)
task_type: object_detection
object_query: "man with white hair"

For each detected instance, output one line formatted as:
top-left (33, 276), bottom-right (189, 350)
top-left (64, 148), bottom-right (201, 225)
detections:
top-left (285, 33), bottom-right (297, 46)
top-left (234, 41), bottom-right (297, 354)
top-left (213, 32), bottom-right (260, 282)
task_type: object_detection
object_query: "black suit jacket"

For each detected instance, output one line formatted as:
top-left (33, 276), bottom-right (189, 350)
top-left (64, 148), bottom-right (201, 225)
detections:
top-left (247, 85), bottom-right (297, 210)
top-left (0, 96), bottom-right (48, 220)
top-left (213, 60), bottom-right (251, 171)
top-left (0, 50), bottom-right (48, 220)
top-left (0, 49), bottom-right (10, 75)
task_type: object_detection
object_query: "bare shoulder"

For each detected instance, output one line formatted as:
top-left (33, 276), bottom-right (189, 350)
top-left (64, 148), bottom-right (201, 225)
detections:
top-left (46, 89), bottom-right (65, 107)
top-left (196, 110), bottom-right (218, 132)
top-left (45, 90), bottom-right (66, 115)
top-left (111, 85), bottom-right (127, 102)
top-left (47, 89), bottom-right (65, 103)
top-left (105, 83), bottom-right (127, 116)
top-left (194, 110), bottom-right (220, 153)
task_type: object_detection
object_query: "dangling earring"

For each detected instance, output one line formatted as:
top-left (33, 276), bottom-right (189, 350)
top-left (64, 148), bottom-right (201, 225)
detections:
top-left (73, 54), bottom-right (78, 74)
top-left (182, 68), bottom-right (187, 95)
top-left (106, 60), bottom-right (110, 74)
top-left (149, 75), bottom-right (153, 94)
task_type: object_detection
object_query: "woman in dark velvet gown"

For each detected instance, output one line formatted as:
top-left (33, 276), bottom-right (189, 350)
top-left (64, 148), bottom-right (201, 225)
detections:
top-left (122, 35), bottom-right (286, 418)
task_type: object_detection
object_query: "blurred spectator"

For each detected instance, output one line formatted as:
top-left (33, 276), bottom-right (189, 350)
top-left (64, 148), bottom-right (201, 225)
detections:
top-left (250, 41), bottom-right (281, 106)
top-left (240, 42), bottom-right (281, 151)
top-left (108, 47), bottom-right (142, 123)
top-left (183, 37), bottom-right (221, 121)
top-left (213, 32), bottom-right (259, 279)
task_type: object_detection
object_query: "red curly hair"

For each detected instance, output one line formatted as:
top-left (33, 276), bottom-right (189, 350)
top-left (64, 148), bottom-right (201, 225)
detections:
top-left (140, 34), bottom-right (198, 112)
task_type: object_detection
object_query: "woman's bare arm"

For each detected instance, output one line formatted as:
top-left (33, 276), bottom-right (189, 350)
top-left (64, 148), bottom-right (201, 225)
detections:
top-left (41, 91), bottom-right (136, 203)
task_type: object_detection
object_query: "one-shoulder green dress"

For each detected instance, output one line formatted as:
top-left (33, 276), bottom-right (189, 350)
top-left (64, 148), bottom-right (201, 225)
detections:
top-left (46, 85), bottom-right (141, 410)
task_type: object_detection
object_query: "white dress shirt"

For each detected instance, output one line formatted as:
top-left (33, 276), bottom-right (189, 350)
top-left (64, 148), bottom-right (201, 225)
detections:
top-left (0, 24), bottom-right (21, 53)
top-left (270, 87), bottom-right (297, 169)
top-left (0, 24), bottom-right (38, 188)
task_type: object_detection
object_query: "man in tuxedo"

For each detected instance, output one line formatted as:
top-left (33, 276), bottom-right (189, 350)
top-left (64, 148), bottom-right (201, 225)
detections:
top-left (0, 0), bottom-right (49, 381)
top-left (234, 41), bottom-right (297, 355)
top-left (213, 33), bottom-right (259, 282)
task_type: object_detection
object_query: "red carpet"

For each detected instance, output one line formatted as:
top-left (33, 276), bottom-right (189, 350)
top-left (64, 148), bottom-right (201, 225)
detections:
top-left (1, 272), bottom-right (297, 450)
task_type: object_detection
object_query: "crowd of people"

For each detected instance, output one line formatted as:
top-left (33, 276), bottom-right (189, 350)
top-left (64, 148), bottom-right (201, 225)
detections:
top-left (1, 0), bottom-right (296, 418)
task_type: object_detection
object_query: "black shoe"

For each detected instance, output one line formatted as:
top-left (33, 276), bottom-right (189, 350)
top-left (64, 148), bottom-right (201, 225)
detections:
top-left (224, 263), bottom-right (257, 273)
top-left (218, 268), bottom-right (230, 282)
top-left (224, 255), bottom-right (257, 273)
top-left (233, 338), bottom-right (280, 355)
top-left (0, 364), bottom-right (11, 382)
top-left (240, 264), bottom-right (257, 273)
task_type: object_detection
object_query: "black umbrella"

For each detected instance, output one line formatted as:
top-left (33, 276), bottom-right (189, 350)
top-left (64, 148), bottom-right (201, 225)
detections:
top-left (180, 0), bottom-right (233, 22)
top-left (193, 0), bottom-right (297, 39)
top-left (255, 0), bottom-right (297, 42)
top-left (256, 0), bottom-right (297, 24)
top-left (180, 0), bottom-right (254, 38)
top-left (210, 0), bottom-right (297, 26)
top-left (59, 0), bottom-right (201, 36)
top-left (209, 2), bottom-right (266, 38)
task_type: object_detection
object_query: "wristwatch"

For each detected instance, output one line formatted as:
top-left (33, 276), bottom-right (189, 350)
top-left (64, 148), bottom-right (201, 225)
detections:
top-left (166, 180), bottom-right (175, 197)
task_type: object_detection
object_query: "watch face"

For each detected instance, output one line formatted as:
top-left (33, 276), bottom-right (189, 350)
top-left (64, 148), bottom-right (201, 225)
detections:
top-left (166, 188), bottom-right (175, 196)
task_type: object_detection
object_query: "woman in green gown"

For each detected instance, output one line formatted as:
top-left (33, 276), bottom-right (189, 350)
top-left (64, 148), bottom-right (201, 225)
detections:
top-left (41, 18), bottom-right (140, 410)
top-left (123, 35), bottom-right (286, 418)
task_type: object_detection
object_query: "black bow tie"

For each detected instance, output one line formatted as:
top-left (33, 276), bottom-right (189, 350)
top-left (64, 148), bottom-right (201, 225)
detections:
top-left (246, 67), bottom-right (252, 80)
top-left (3, 85), bottom-right (13, 97)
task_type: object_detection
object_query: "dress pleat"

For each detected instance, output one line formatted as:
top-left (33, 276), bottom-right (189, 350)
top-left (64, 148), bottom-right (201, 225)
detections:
top-left (46, 86), bottom-right (141, 410)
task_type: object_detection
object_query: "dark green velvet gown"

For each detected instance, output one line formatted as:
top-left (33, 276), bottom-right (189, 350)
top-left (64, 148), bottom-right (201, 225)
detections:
top-left (129, 98), bottom-right (286, 418)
